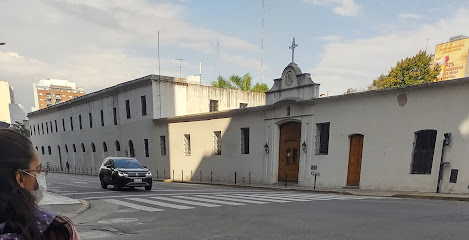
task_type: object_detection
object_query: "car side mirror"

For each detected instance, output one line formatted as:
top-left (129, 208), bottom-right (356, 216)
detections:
top-left (142, 165), bottom-right (147, 169)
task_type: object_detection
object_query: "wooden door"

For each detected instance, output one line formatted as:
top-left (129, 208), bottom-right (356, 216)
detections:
top-left (347, 134), bottom-right (364, 186)
top-left (278, 122), bottom-right (301, 182)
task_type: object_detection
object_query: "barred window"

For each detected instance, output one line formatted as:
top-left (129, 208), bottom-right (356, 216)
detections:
top-left (213, 131), bottom-right (222, 155)
top-left (241, 128), bottom-right (250, 154)
top-left (209, 100), bottom-right (218, 112)
top-left (144, 139), bottom-right (149, 157)
top-left (160, 136), bottom-right (167, 156)
top-left (184, 134), bottom-right (191, 156)
top-left (411, 130), bottom-right (437, 174)
top-left (315, 122), bottom-right (330, 155)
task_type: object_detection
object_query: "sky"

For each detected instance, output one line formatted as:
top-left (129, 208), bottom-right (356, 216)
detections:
top-left (1, 0), bottom-right (469, 113)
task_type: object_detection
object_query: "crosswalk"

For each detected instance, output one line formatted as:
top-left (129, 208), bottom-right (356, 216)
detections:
top-left (97, 193), bottom-right (386, 213)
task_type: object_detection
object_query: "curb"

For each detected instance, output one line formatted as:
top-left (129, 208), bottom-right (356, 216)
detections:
top-left (155, 180), bottom-right (469, 201)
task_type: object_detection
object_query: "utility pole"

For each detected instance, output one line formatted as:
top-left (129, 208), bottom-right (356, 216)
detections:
top-left (158, 31), bottom-right (160, 79)
top-left (260, 0), bottom-right (264, 83)
top-left (175, 58), bottom-right (184, 79)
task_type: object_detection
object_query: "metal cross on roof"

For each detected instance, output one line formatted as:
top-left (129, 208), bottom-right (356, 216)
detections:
top-left (289, 38), bottom-right (298, 63)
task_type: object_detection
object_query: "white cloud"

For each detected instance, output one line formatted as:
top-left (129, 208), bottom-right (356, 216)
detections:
top-left (399, 13), bottom-right (424, 21)
top-left (310, 8), bottom-right (469, 96)
top-left (305, 0), bottom-right (360, 16)
top-left (313, 35), bottom-right (344, 41)
top-left (0, 0), bottom-right (261, 112)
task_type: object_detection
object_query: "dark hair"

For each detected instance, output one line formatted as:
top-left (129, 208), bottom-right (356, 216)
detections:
top-left (0, 129), bottom-right (73, 240)
top-left (0, 129), bottom-right (38, 240)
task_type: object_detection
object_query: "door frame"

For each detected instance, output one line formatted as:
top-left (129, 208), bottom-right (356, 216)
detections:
top-left (277, 121), bottom-right (302, 182)
top-left (346, 134), bottom-right (364, 187)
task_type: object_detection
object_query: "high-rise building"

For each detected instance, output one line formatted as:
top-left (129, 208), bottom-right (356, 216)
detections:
top-left (0, 78), bottom-right (27, 125)
top-left (32, 79), bottom-right (85, 111)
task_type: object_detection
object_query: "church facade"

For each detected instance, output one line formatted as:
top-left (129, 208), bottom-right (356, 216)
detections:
top-left (28, 61), bottom-right (469, 194)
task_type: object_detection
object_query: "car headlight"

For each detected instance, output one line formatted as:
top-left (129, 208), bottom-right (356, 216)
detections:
top-left (146, 172), bottom-right (152, 177)
top-left (117, 171), bottom-right (128, 177)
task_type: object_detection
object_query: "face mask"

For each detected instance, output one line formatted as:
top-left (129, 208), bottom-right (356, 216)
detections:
top-left (20, 170), bottom-right (47, 204)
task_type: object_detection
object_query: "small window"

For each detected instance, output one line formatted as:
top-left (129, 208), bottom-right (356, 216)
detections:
top-left (209, 100), bottom-right (219, 112)
top-left (41, 123), bottom-right (44, 134)
top-left (103, 142), bottom-right (108, 152)
top-left (41, 146), bottom-right (45, 155)
top-left (65, 144), bottom-right (69, 153)
top-left (55, 120), bottom-right (58, 132)
top-left (241, 128), bottom-right (250, 154)
top-left (48, 146), bottom-right (51, 155)
top-left (79, 115), bottom-right (82, 129)
top-left (81, 143), bottom-right (85, 152)
top-left (128, 140), bottom-right (135, 157)
top-left (73, 144), bottom-right (76, 152)
top-left (287, 106), bottom-right (291, 116)
top-left (89, 113), bottom-right (93, 128)
top-left (100, 110), bottom-right (104, 126)
top-left (50, 121), bottom-right (53, 133)
top-left (91, 143), bottom-right (96, 152)
top-left (315, 122), bottom-right (330, 155)
top-left (126, 100), bottom-right (131, 119)
top-left (141, 96), bottom-right (147, 116)
top-left (160, 136), bottom-right (167, 156)
top-left (113, 108), bottom-right (118, 125)
top-left (70, 117), bottom-right (74, 131)
top-left (213, 131), bottom-right (222, 155)
top-left (450, 169), bottom-right (459, 183)
top-left (33, 125), bottom-right (36, 135)
top-left (184, 134), bottom-right (191, 156)
top-left (115, 140), bottom-right (121, 151)
top-left (144, 139), bottom-right (149, 157)
top-left (411, 130), bottom-right (437, 174)
top-left (46, 122), bottom-right (49, 134)
top-left (240, 103), bottom-right (248, 109)
top-left (62, 118), bottom-right (65, 131)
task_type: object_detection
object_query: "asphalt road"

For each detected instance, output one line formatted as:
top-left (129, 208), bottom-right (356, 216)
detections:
top-left (46, 173), bottom-right (469, 240)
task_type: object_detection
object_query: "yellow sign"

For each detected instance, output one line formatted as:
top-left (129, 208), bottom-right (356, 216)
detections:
top-left (434, 38), bottom-right (469, 81)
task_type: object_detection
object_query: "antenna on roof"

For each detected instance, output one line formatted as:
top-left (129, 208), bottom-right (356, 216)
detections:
top-left (158, 31), bottom-right (161, 80)
top-left (260, 0), bottom-right (264, 83)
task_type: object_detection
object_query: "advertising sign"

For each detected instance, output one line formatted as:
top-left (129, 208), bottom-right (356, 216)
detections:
top-left (434, 38), bottom-right (469, 81)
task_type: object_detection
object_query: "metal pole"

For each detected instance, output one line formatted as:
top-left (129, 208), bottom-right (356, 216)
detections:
top-left (157, 169), bottom-right (159, 179)
top-left (200, 171), bottom-right (202, 183)
top-left (211, 171), bottom-right (213, 183)
top-left (235, 171), bottom-right (237, 185)
top-left (172, 170), bottom-right (174, 181)
top-left (191, 170), bottom-right (193, 181)
top-left (314, 173), bottom-right (317, 190)
top-left (285, 173), bottom-right (287, 188)
top-left (249, 172), bottom-right (251, 185)
top-left (182, 170), bottom-right (184, 182)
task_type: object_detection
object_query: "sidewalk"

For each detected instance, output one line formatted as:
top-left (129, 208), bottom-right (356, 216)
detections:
top-left (161, 179), bottom-right (469, 202)
top-left (39, 192), bottom-right (90, 219)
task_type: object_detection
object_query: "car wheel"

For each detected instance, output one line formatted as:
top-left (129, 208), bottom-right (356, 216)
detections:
top-left (113, 181), bottom-right (121, 191)
top-left (145, 185), bottom-right (152, 191)
top-left (100, 177), bottom-right (107, 189)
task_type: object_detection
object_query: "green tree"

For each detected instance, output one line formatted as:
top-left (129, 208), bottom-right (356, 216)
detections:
top-left (211, 75), bottom-right (233, 89)
top-left (252, 83), bottom-right (269, 93)
top-left (230, 73), bottom-right (252, 91)
top-left (372, 51), bottom-right (440, 90)
top-left (10, 121), bottom-right (30, 138)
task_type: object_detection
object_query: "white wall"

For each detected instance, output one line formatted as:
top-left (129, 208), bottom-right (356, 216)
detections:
top-left (0, 81), bottom-right (11, 123)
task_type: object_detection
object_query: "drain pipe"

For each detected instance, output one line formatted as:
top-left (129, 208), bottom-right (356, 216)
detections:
top-left (436, 133), bottom-right (451, 193)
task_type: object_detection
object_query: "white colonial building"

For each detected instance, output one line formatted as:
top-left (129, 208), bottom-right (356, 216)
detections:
top-left (29, 62), bottom-right (469, 194)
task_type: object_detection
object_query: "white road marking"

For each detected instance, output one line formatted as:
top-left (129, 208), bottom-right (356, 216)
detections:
top-left (172, 195), bottom-right (245, 206)
top-left (151, 196), bottom-right (220, 207)
top-left (229, 194), bottom-right (292, 203)
top-left (127, 198), bottom-right (194, 210)
top-left (103, 199), bottom-right (163, 212)
top-left (198, 195), bottom-right (270, 204)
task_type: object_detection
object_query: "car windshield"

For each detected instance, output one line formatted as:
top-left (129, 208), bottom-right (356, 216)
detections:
top-left (113, 159), bottom-right (142, 169)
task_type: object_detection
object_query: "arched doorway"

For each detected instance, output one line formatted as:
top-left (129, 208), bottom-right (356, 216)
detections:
top-left (128, 140), bottom-right (135, 158)
top-left (278, 122), bottom-right (301, 182)
top-left (347, 134), bottom-right (364, 186)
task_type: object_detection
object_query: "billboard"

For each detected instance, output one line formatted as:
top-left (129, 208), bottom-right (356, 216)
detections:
top-left (434, 38), bottom-right (469, 81)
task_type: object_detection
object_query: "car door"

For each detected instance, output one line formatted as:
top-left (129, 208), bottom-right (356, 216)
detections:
top-left (104, 160), bottom-right (114, 182)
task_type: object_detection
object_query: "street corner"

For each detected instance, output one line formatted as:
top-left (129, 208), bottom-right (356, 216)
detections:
top-left (39, 192), bottom-right (90, 219)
